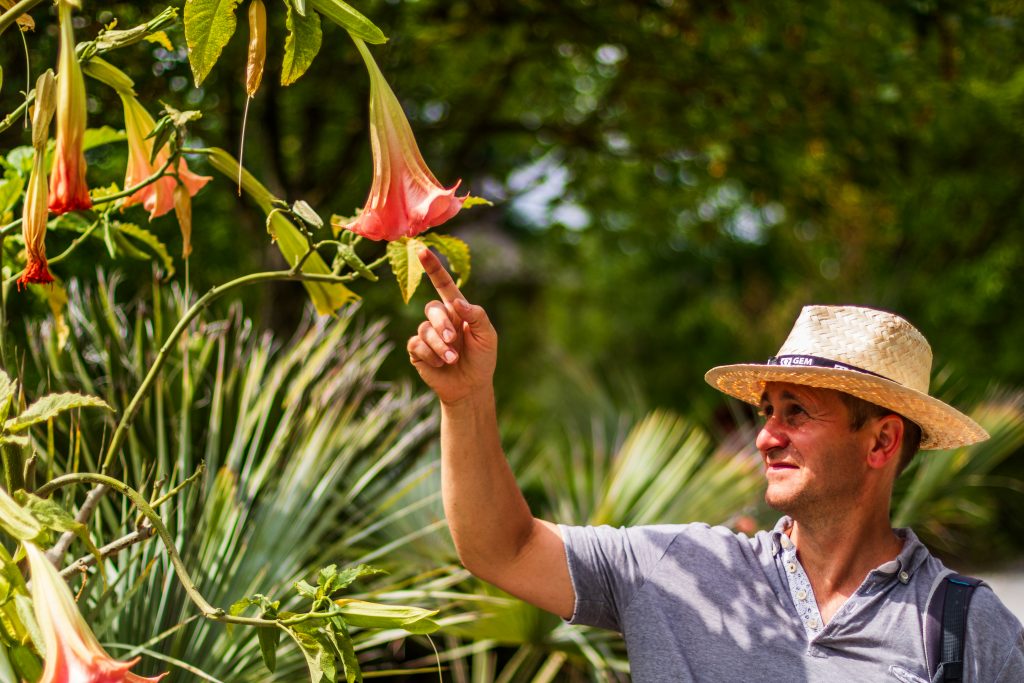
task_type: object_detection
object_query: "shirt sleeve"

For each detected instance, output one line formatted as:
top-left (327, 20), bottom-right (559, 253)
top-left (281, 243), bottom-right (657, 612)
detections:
top-left (559, 523), bottom-right (683, 631)
top-left (963, 586), bottom-right (1024, 683)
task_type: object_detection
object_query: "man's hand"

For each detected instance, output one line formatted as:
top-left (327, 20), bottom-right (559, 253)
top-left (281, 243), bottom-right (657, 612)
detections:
top-left (407, 249), bottom-right (497, 405)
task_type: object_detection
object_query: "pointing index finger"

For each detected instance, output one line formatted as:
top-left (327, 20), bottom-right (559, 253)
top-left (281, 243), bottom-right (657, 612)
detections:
top-left (419, 248), bottom-right (465, 305)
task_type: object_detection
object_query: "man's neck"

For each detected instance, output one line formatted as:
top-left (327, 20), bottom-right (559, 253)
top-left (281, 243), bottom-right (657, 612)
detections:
top-left (788, 508), bottom-right (903, 623)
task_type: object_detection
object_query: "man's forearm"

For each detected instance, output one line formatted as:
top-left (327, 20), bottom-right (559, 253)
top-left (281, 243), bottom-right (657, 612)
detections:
top-left (440, 388), bottom-right (535, 578)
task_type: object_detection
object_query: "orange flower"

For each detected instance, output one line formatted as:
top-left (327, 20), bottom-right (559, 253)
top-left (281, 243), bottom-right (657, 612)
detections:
top-left (120, 93), bottom-right (211, 219)
top-left (48, 0), bottom-right (92, 214)
top-left (333, 39), bottom-right (466, 241)
top-left (25, 543), bottom-right (168, 682)
top-left (20, 70), bottom-right (57, 289)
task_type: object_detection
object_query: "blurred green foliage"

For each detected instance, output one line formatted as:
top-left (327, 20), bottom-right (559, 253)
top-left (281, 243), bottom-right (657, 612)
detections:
top-left (3, 0), bottom-right (1023, 444)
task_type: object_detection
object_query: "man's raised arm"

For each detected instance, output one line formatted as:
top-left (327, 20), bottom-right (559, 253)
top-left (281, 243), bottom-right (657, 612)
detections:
top-left (407, 249), bottom-right (575, 619)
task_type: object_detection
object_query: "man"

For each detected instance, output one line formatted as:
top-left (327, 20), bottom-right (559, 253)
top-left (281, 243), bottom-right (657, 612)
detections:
top-left (407, 249), bottom-right (1024, 681)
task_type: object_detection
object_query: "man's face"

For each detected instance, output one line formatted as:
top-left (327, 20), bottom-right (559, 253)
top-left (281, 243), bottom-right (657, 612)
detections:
top-left (755, 382), bottom-right (875, 516)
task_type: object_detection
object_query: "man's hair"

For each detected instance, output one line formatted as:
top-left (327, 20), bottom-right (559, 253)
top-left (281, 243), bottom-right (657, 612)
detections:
top-left (838, 393), bottom-right (922, 475)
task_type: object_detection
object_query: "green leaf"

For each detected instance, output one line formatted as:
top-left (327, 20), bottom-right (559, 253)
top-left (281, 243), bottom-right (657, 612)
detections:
top-left (162, 103), bottom-right (203, 128)
top-left (291, 199), bottom-right (324, 229)
top-left (257, 626), bottom-right (281, 673)
top-left (386, 237), bottom-right (426, 304)
top-left (0, 174), bottom-right (24, 214)
top-left (0, 368), bottom-right (15, 424)
top-left (333, 599), bottom-right (440, 635)
top-left (294, 579), bottom-right (318, 600)
top-left (0, 489), bottom-right (43, 542)
top-left (4, 147), bottom-right (33, 175)
top-left (116, 222), bottom-right (176, 278)
top-left (184, 0), bottom-right (241, 86)
top-left (82, 126), bottom-right (127, 152)
top-left (0, 435), bottom-right (29, 448)
top-left (331, 564), bottom-right (385, 592)
top-left (283, 1), bottom-right (322, 86)
top-left (13, 492), bottom-right (101, 564)
top-left (285, 622), bottom-right (338, 683)
top-left (8, 643), bottom-right (41, 683)
top-left (334, 619), bottom-right (360, 683)
top-left (421, 234), bottom-right (471, 287)
top-left (267, 211), bottom-right (358, 316)
top-left (336, 243), bottom-right (378, 281)
top-left (307, 0), bottom-right (386, 44)
top-left (461, 195), bottom-right (494, 209)
top-left (5, 392), bottom-right (111, 433)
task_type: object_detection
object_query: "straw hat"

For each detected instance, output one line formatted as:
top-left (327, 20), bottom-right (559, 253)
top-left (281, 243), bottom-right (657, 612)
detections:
top-left (704, 305), bottom-right (988, 450)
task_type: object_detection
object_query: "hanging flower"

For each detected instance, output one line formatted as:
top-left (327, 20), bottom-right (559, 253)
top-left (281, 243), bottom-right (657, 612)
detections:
top-left (24, 543), bottom-right (168, 682)
top-left (19, 70), bottom-right (57, 289)
top-left (48, 0), bottom-right (92, 214)
top-left (332, 39), bottom-right (466, 242)
top-left (120, 92), bottom-right (211, 220)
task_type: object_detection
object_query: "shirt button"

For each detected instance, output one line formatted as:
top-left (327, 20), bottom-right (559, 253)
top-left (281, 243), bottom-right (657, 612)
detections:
top-left (898, 570), bottom-right (910, 584)
top-left (786, 562), bottom-right (797, 573)
top-left (796, 589), bottom-right (807, 601)
top-left (807, 617), bottom-right (819, 629)
top-left (781, 536), bottom-right (792, 549)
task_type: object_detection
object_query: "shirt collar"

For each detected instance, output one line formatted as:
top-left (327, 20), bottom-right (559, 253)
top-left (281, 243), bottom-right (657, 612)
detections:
top-left (768, 516), bottom-right (932, 585)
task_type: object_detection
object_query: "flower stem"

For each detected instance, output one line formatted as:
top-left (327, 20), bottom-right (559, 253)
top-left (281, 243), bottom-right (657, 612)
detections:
top-left (0, 0), bottom-right (43, 37)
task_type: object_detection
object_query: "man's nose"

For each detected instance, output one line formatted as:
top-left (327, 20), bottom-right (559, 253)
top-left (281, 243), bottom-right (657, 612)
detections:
top-left (756, 419), bottom-right (789, 453)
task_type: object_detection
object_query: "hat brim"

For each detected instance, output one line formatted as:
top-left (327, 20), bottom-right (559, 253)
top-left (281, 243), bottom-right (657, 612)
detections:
top-left (704, 363), bottom-right (989, 450)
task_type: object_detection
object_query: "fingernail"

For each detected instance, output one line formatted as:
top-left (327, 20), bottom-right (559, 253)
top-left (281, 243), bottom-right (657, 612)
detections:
top-left (443, 329), bottom-right (455, 343)
top-left (444, 350), bottom-right (457, 363)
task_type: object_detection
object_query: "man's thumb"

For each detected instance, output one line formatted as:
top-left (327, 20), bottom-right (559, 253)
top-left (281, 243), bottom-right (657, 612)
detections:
top-left (455, 298), bottom-right (487, 328)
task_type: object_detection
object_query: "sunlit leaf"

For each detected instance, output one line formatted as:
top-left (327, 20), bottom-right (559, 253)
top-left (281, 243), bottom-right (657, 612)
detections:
top-left (5, 392), bottom-right (111, 432)
top-left (333, 599), bottom-right (440, 634)
top-left (421, 234), bottom-right (470, 287)
top-left (386, 237), bottom-right (426, 304)
top-left (307, 0), bottom-right (386, 44)
top-left (184, 0), bottom-right (241, 86)
top-left (283, 0), bottom-right (323, 86)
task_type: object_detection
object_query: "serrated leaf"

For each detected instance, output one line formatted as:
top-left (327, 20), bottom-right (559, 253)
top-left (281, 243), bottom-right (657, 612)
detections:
top-left (162, 103), bottom-right (203, 128)
top-left (295, 579), bottom-right (317, 600)
top-left (291, 200), bottom-right (324, 229)
top-left (386, 237), bottom-right (426, 304)
top-left (267, 211), bottom-right (358, 315)
top-left (0, 174), bottom-right (24, 213)
top-left (184, 0), bottom-right (241, 86)
top-left (421, 234), bottom-right (470, 287)
top-left (5, 393), bottom-right (111, 433)
top-left (116, 222), bottom-right (176, 278)
top-left (332, 564), bottom-right (385, 592)
top-left (307, 0), bottom-right (386, 44)
top-left (144, 31), bottom-right (175, 51)
top-left (333, 599), bottom-right (440, 635)
top-left (283, 1), bottom-right (322, 86)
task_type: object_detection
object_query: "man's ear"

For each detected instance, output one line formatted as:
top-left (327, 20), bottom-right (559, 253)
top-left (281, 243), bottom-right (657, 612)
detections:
top-left (867, 414), bottom-right (903, 470)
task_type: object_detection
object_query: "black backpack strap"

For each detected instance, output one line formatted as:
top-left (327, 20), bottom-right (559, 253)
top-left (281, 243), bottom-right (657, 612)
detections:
top-left (926, 573), bottom-right (983, 682)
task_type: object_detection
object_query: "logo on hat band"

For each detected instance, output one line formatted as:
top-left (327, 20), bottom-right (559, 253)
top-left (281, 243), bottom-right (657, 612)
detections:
top-left (767, 355), bottom-right (892, 382)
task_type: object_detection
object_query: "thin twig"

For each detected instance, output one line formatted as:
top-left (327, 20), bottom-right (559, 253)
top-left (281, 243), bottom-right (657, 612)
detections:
top-left (0, 0), bottom-right (44, 39)
top-left (58, 522), bottom-right (155, 578)
top-left (46, 482), bottom-right (110, 564)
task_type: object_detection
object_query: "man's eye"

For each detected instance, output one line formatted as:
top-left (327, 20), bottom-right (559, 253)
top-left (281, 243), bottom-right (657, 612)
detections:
top-left (758, 406), bottom-right (773, 420)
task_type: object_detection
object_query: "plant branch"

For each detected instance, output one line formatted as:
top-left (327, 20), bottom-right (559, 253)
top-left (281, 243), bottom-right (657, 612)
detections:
top-left (35, 472), bottom-right (344, 628)
top-left (99, 265), bottom-right (368, 473)
top-left (58, 522), bottom-right (155, 578)
top-left (0, 92), bottom-right (33, 135)
top-left (0, 0), bottom-right (42, 37)
top-left (45, 482), bottom-right (111, 564)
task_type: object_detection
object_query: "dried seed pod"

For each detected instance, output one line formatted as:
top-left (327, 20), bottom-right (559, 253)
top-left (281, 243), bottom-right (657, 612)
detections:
top-left (246, 0), bottom-right (267, 97)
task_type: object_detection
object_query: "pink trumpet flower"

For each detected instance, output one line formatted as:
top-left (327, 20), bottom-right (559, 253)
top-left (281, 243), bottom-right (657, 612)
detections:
top-left (48, 0), bottom-right (92, 214)
top-left (20, 70), bottom-right (57, 288)
top-left (120, 93), bottom-right (211, 219)
top-left (25, 543), bottom-right (168, 682)
top-left (334, 39), bottom-right (466, 241)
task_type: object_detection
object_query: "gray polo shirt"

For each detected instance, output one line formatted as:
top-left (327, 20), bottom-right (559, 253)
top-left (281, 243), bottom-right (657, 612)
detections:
top-left (561, 518), bottom-right (1024, 682)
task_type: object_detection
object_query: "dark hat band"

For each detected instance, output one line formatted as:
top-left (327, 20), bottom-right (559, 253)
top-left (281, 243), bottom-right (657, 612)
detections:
top-left (766, 355), bottom-right (893, 383)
